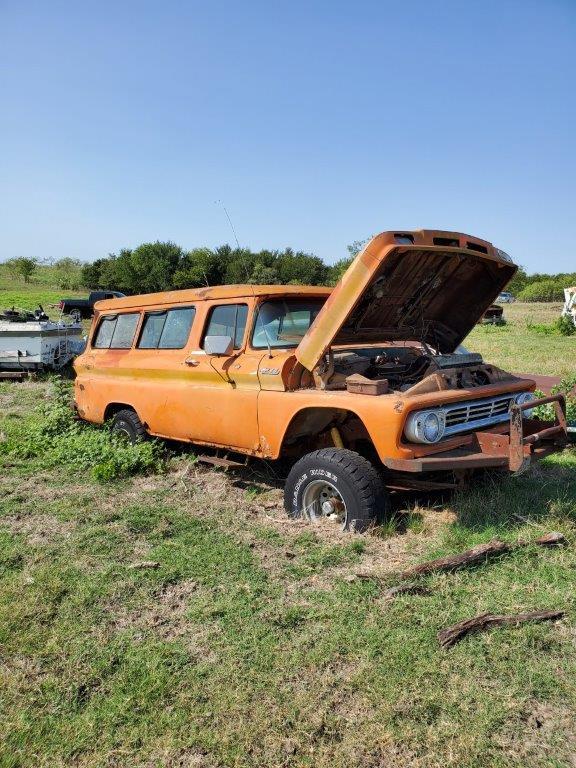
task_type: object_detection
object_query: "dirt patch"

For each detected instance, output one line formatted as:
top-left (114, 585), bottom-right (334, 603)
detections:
top-left (123, 462), bottom-right (455, 590)
top-left (0, 469), bottom-right (100, 510)
top-left (0, 654), bottom-right (45, 688)
top-left (495, 701), bottom-right (576, 766)
top-left (107, 579), bottom-right (218, 657)
top-left (0, 512), bottom-right (75, 546)
top-left (140, 749), bottom-right (222, 768)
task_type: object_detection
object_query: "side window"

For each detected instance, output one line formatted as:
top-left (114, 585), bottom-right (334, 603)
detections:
top-left (93, 313), bottom-right (139, 349)
top-left (111, 313), bottom-right (140, 348)
top-left (138, 312), bottom-right (166, 349)
top-left (93, 316), bottom-right (116, 348)
top-left (204, 304), bottom-right (248, 349)
top-left (137, 307), bottom-right (196, 350)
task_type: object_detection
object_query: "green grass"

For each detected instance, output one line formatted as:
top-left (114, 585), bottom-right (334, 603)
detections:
top-left (0, 263), bottom-right (85, 311)
top-left (465, 302), bottom-right (575, 377)
top-left (0, 379), bottom-right (575, 766)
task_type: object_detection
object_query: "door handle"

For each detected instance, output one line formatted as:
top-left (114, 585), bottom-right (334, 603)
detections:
top-left (185, 358), bottom-right (200, 367)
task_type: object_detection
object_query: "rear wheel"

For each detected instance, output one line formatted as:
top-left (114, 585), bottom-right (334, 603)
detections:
top-left (284, 448), bottom-right (389, 533)
top-left (111, 409), bottom-right (147, 444)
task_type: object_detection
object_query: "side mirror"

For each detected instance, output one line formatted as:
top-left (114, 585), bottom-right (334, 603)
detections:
top-left (203, 335), bottom-right (234, 356)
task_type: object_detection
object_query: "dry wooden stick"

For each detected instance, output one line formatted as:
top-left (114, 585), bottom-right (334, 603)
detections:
top-left (438, 609), bottom-right (565, 648)
top-left (382, 582), bottom-right (431, 600)
top-left (128, 561), bottom-right (160, 570)
top-left (402, 532), bottom-right (566, 579)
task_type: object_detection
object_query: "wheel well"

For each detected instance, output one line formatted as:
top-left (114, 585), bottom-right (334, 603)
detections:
top-left (280, 407), bottom-right (372, 456)
top-left (103, 402), bottom-right (136, 422)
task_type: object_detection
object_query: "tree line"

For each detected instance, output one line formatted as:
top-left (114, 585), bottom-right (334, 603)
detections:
top-left (4, 242), bottom-right (574, 301)
top-left (80, 242), bottom-right (353, 294)
top-left (507, 267), bottom-right (576, 302)
top-left (3, 256), bottom-right (84, 289)
top-left (80, 241), bottom-right (576, 301)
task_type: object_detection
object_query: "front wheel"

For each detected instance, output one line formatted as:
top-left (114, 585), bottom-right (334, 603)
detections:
top-left (284, 448), bottom-right (389, 533)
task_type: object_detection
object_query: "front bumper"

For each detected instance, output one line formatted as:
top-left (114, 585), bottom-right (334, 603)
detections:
top-left (385, 394), bottom-right (568, 473)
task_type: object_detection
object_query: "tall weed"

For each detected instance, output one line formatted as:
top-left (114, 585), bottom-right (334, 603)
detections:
top-left (1, 378), bottom-right (165, 480)
top-left (533, 374), bottom-right (576, 425)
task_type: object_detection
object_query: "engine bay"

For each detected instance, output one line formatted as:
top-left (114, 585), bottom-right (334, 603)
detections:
top-left (313, 345), bottom-right (516, 394)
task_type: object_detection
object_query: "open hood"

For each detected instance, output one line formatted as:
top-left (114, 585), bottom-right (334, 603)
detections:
top-left (295, 230), bottom-right (516, 371)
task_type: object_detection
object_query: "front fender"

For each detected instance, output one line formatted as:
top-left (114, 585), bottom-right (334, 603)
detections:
top-left (257, 389), bottom-right (405, 460)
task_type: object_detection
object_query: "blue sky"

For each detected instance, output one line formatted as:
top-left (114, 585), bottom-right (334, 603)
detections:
top-left (0, 0), bottom-right (574, 272)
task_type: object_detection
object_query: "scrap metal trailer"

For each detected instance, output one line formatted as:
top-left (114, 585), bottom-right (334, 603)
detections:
top-left (0, 309), bottom-right (84, 376)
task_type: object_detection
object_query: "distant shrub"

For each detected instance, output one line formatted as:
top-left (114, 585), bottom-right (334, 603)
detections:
top-left (518, 279), bottom-right (565, 302)
top-left (533, 374), bottom-right (576, 425)
top-left (557, 315), bottom-right (576, 336)
top-left (526, 320), bottom-right (559, 336)
top-left (1, 378), bottom-right (165, 480)
top-left (526, 316), bottom-right (575, 336)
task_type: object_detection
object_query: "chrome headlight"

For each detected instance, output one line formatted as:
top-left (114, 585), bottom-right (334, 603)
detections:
top-left (515, 392), bottom-right (536, 417)
top-left (405, 409), bottom-right (446, 444)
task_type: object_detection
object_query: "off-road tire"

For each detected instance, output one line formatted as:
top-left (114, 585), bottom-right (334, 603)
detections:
top-left (284, 448), bottom-right (389, 533)
top-left (111, 409), bottom-right (147, 444)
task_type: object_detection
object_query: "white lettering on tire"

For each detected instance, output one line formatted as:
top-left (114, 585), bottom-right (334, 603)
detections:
top-left (310, 469), bottom-right (338, 482)
top-left (293, 472), bottom-right (308, 508)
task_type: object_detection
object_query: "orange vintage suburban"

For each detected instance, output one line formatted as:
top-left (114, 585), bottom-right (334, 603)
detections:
top-left (74, 230), bottom-right (568, 531)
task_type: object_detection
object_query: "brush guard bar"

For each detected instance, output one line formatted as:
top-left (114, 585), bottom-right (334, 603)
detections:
top-left (385, 394), bottom-right (568, 473)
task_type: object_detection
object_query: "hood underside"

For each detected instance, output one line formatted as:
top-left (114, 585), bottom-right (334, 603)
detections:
top-left (295, 230), bottom-right (516, 371)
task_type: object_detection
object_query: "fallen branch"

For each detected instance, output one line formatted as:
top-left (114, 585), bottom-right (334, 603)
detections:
top-left (438, 609), bottom-right (564, 648)
top-left (382, 582), bottom-right (431, 600)
top-left (128, 561), bottom-right (160, 570)
top-left (402, 532), bottom-right (566, 579)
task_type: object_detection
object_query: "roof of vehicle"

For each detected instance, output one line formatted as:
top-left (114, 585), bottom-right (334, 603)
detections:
top-left (95, 284), bottom-right (332, 312)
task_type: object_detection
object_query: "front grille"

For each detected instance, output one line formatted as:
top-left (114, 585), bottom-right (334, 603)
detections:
top-left (444, 394), bottom-right (516, 437)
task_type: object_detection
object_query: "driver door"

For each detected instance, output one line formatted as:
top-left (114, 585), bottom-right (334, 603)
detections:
top-left (169, 302), bottom-right (264, 452)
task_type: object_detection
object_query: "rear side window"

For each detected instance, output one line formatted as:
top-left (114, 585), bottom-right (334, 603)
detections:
top-left (204, 304), bottom-right (248, 349)
top-left (93, 316), bottom-right (116, 348)
top-left (137, 306), bottom-right (196, 350)
top-left (93, 313), bottom-right (140, 349)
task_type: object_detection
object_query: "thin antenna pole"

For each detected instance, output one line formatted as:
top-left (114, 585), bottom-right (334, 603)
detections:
top-left (217, 200), bottom-right (241, 250)
top-left (215, 200), bottom-right (253, 287)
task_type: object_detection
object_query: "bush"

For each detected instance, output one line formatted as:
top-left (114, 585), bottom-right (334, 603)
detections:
top-left (557, 315), bottom-right (575, 336)
top-left (525, 316), bottom-right (575, 336)
top-left (533, 374), bottom-right (576, 426)
top-left (525, 320), bottom-right (558, 335)
top-left (1, 379), bottom-right (165, 480)
top-left (517, 279), bottom-right (565, 302)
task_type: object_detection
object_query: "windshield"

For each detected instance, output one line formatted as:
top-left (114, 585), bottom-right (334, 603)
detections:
top-left (252, 298), bottom-right (326, 349)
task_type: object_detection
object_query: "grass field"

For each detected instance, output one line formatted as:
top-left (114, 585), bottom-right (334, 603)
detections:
top-left (1, 375), bottom-right (575, 767)
top-left (465, 303), bottom-right (575, 378)
top-left (0, 266), bottom-right (84, 312)
top-left (0, 271), bottom-right (574, 764)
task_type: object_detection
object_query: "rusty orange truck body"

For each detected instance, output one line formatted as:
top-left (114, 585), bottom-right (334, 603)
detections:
top-left (74, 230), bottom-right (568, 531)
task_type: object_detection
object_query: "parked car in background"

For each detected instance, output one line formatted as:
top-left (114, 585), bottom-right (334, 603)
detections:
top-left (478, 304), bottom-right (505, 324)
top-left (74, 230), bottom-right (568, 533)
top-left (497, 291), bottom-right (515, 303)
top-left (59, 291), bottom-right (125, 321)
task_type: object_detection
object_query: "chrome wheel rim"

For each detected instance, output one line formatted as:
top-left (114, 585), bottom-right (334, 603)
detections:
top-left (301, 480), bottom-right (347, 528)
top-left (113, 421), bottom-right (132, 441)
